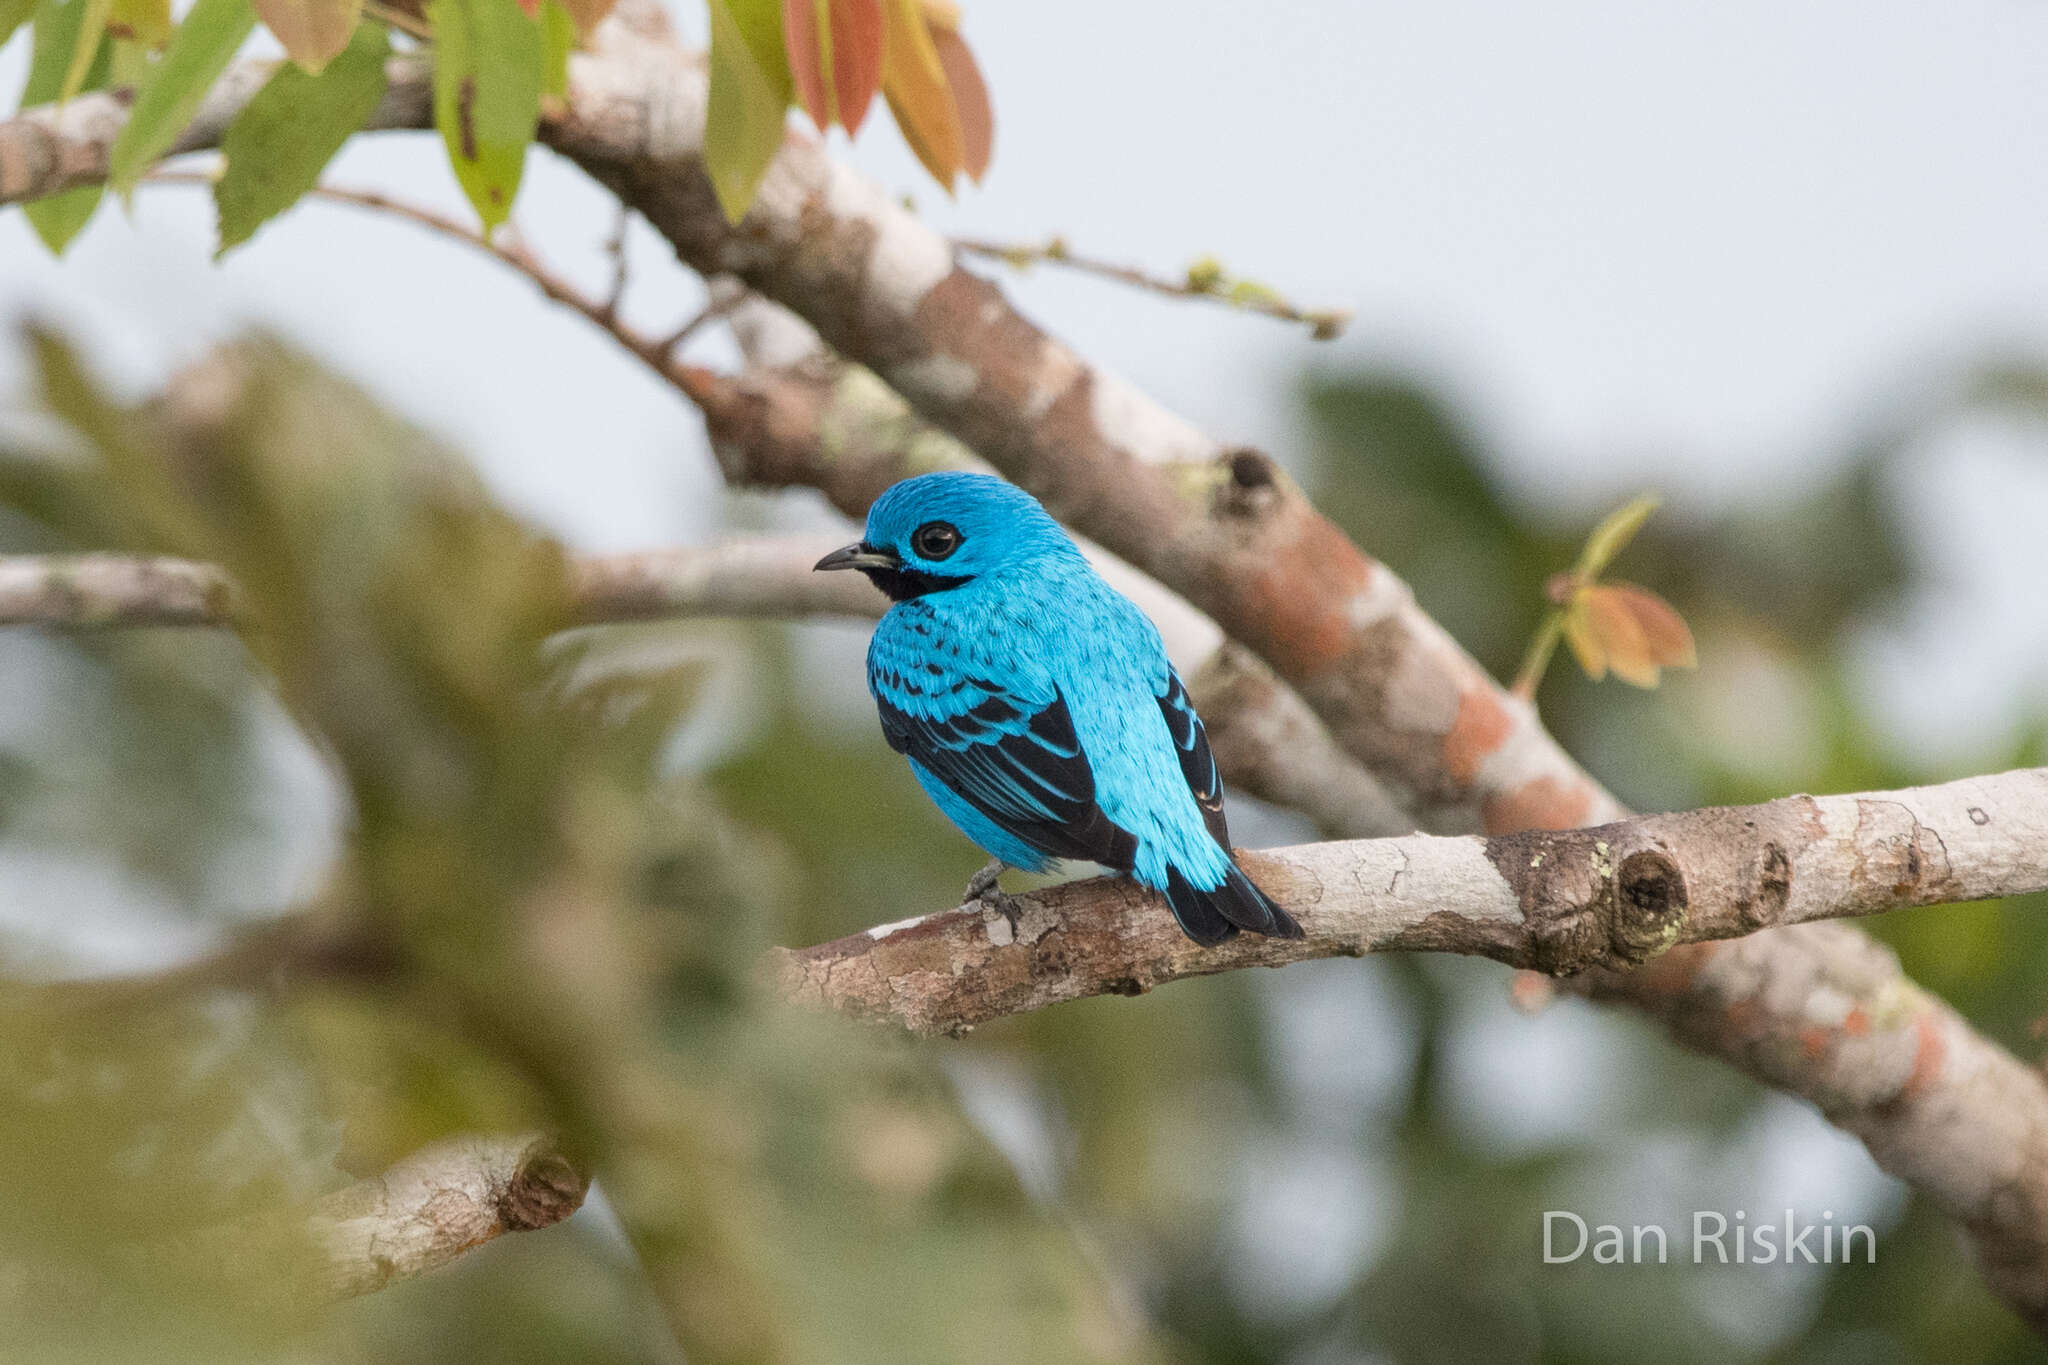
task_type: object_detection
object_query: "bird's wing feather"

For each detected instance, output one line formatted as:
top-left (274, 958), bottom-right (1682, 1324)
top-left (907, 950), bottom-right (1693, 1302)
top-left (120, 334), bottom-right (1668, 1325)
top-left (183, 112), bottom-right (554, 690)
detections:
top-left (874, 678), bottom-right (1138, 870)
top-left (1157, 667), bottom-right (1231, 849)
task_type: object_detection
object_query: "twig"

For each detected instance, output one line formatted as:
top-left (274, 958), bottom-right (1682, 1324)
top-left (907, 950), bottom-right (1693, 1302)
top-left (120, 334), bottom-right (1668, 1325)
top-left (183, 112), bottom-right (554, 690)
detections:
top-left (598, 204), bottom-right (631, 321)
top-left (656, 291), bottom-right (745, 357)
top-left (141, 171), bottom-right (703, 400)
top-left (953, 234), bottom-right (1352, 340)
top-left (361, 1), bottom-right (432, 41)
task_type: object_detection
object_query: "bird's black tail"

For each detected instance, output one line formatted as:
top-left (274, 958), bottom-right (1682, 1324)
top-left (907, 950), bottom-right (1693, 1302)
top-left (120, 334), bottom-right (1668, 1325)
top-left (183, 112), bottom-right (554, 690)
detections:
top-left (1161, 862), bottom-right (1304, 947)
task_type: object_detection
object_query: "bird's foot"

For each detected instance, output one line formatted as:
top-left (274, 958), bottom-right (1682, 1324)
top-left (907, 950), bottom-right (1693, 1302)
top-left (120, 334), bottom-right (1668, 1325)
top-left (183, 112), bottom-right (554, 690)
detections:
top-left (964, 859), bottom-right (1022, 938)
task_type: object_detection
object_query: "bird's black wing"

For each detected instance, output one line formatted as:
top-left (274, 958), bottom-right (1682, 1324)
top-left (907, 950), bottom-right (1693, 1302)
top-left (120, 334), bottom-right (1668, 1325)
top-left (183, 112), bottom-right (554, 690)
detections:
top-left (874, 681), bottom-right (1139, 871)
top-left (1157, 667), bottom-right (1231, 849)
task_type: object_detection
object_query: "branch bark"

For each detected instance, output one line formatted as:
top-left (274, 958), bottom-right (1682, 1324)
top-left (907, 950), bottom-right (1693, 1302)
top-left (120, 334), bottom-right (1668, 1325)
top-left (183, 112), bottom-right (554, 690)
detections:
top-left (773, 768), bottom-right (2048, 1034)
top-left (303, 1133), bottom-right (587, 1301)
top-left (8, 18), bottom-right (2048, 1331)
top-left (775, 769), bottom-right (2048, 1330)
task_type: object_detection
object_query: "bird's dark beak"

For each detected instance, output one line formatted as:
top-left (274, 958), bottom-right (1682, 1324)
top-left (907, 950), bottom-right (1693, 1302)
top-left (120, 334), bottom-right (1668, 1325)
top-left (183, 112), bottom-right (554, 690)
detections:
top-left (815, 541), bottom-right (900, 572)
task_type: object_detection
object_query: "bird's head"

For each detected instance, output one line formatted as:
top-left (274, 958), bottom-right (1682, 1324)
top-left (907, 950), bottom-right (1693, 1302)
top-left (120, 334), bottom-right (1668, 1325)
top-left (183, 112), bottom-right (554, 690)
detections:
top-left (814, 472), bottom-right (1077, 601)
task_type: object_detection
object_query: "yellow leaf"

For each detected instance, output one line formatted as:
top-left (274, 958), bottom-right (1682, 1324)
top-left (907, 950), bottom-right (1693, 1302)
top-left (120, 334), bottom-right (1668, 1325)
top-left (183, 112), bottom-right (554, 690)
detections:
top-left (60, 0), bottom-right (114, 101)
top-left (1562, 600), bottom-right (1605, 682)
top-left (928, 20), bottom-right (987, 181)
top-left (108, 0), bottom-right (168, 47)
top-left (1571, 492), bottom-right (1660, 583)
top-left (880, 0), bottom-right (959, 188)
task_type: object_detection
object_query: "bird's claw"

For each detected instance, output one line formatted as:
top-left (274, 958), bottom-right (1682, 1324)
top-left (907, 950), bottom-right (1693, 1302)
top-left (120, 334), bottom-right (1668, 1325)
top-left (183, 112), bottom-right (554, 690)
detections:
top-left (964, 859), bottom-right (1022, 938)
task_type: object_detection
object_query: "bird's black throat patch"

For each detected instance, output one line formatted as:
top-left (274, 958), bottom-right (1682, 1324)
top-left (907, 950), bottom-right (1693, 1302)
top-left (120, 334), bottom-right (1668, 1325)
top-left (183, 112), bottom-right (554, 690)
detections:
top-left (858, 564), bottom-right (974, 601)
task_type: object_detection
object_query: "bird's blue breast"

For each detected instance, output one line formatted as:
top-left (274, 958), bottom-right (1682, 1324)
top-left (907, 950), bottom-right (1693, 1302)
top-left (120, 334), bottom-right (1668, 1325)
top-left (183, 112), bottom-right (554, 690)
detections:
top-left (865, 557), bottom-right (1234, 891)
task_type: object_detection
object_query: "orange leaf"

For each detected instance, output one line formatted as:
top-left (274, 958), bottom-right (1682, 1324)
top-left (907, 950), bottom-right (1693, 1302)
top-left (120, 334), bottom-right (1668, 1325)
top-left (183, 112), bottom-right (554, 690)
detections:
top-left (1606, 582), bottom-right (1697, 671)
top-left (784, 0), bottom-right (826, 126)
top-left (557, 0), bottom-right (609, 34)
top-left (830, 0), bottom-right (883, 132)
top-left (255, 0), bottom-right (361, 70)
top-left (928, 22), bottom-right (988, 180)
top-left (880, 0), bottom-right (960, 187)
top-left (1580, 585), bottom-right (1657, 687)
top-left (785, 0), bottom-right (882, 134)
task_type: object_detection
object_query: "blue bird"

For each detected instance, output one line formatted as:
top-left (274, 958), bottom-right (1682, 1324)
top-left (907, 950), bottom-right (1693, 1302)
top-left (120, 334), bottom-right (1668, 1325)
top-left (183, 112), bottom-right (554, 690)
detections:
top-left (814, 471), bottom-right (1302, 946)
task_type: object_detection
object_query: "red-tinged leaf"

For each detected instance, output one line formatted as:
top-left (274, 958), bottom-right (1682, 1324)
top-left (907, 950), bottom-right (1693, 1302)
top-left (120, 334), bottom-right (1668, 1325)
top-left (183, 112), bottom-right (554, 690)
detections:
top-left (785, 0), bottom-right (881, 134)
top-left (1579, 585), bottom-right (1657, 688)
top-left (554, 0), bottom-right (606, 36)
top-left (704, 0), bottom-right (791, 222)
top-left (1606, 582), bottom-right (1698, 672)
top-left (880, 0), bottom-right (958, 187)
top-left (254, 0), bottom-right (359, 70)
top-left (831, 0), bottom-right (881, 132)
top-left (928, 22), bottom-right (987, 180)
top-left (783, 0), bottom-right (825, 129)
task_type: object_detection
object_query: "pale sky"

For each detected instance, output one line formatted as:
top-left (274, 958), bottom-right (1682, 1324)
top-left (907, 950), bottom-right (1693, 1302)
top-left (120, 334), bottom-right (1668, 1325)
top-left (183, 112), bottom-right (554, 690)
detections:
top-left (2, 6), bottom-right (2041, 1332)
top-left (4, 0), bottom-right (2043, 757)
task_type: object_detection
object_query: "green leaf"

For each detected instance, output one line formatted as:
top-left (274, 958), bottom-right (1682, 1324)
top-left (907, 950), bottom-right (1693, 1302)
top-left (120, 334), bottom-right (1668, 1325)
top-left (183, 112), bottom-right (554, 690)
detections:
top-left (19, 0), bottom-right (115, 252)
top-left (1571, 492), bottom-right (1660, 583)
top-left (107, 0), bottom-right (257, 196)
top-left (213, 22), bottom-right (388, 252)
top-left (428, 0), bottom-right (542, 231)
top-left (704, 0), bottom-right (790, 222)
top-left (57, 0), bottom-right (112, 99)
top-left (539, 0), bottom-right (571, 100)
top-left (0, 0), bottom-right (38, 49)
top-left (107, 0), bottom-right (168, 46)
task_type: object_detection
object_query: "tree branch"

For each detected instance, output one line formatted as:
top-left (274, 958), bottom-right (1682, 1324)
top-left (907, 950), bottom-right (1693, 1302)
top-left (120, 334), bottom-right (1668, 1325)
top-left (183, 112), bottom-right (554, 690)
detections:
top-left (0, 552), bottom-right (238, 627)
top-left (951, 235), bottom-right (1353, 339)
top-left (0, 542), bottom-right (873, 629)
top-left (0, 58), bottom-right (429, 207)
top-left (303, 1133), bottom-right (587, 1301)
top-left (778, 770), bottom-right (2048, 1330)
top-left (774, 768), bottom-right (2048, 1034)
top-left (9, 21), bottom-right (2048, 1329)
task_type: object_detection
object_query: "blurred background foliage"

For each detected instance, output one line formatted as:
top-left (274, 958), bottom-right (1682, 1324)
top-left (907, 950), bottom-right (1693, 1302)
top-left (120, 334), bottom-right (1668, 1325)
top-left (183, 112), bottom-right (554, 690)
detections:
top-left (0, 319), bottom-right (2042, 1364)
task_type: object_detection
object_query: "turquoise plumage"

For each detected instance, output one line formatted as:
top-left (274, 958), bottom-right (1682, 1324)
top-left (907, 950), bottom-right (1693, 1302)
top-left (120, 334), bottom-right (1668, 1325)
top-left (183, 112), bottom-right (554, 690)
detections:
top-left (815, 472), bottom-right (1302, 946)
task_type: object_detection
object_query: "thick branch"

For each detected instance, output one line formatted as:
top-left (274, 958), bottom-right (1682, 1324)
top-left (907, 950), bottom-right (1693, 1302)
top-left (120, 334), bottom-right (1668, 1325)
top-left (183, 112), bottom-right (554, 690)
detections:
top-left (0, 58), bottom-right (429, 206)
top-left (0, 542), bottom-right (869, 628)
top-left (304, 1133), bottom-right (586, 1301)
top-left (774, 768), bottom-right (2048, 1033)
top-left (10, 25), bottom-right (2048, 1328)
top-left (778, 771), bottom-right (2048, 1328)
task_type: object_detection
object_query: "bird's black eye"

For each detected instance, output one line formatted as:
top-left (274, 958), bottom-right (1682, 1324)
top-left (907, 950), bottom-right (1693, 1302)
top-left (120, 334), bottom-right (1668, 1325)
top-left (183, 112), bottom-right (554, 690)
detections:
top-left (911, 521), bottom-right (963, 561)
